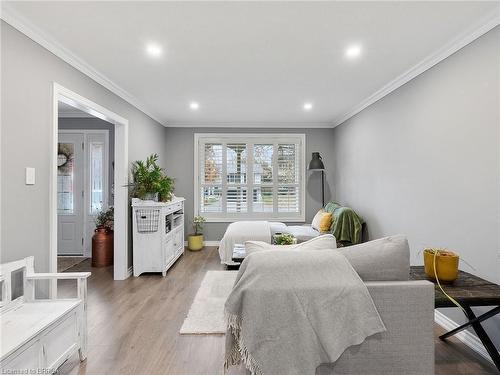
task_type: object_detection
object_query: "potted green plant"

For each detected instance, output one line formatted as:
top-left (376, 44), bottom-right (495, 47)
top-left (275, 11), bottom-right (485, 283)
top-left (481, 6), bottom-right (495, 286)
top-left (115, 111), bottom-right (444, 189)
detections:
top-left (92, 206), bottom-right (114, 267)
top-left (128, 154), bottom-right (174, 201)
top-left (273, 233), bottom-right (296, 245)
top-left (188, 216), bottom-right (206, 251)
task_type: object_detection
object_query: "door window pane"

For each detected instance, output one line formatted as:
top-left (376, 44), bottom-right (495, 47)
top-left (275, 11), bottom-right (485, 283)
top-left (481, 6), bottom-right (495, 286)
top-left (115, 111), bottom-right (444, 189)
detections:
top-left (90, 142), bottom-right (104, 214)
top-left (57, 143), bottom-right (75, 215)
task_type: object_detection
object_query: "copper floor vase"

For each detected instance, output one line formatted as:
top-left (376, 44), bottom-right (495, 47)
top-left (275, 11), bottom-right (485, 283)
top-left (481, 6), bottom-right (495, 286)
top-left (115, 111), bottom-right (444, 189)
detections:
top-left (92, 228), bottom-right (114, 267)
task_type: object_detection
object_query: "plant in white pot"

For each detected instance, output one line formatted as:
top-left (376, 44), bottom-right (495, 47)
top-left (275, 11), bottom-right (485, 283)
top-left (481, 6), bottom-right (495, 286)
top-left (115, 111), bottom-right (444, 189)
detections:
top-left (188, 216), bottom-right (206, 251)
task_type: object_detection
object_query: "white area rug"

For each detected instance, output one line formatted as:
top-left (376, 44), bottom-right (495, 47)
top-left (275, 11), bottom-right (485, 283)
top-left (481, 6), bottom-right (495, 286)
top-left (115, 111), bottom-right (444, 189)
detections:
top-left (180, 270), bottom-right (238, 334)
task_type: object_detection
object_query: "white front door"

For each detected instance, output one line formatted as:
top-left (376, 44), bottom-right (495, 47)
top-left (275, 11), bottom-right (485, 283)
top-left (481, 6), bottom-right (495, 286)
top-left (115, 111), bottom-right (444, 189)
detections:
top-left (57, 131), bottom-right (109, 257)
top-left (57, 133), bottom-right (84, 255)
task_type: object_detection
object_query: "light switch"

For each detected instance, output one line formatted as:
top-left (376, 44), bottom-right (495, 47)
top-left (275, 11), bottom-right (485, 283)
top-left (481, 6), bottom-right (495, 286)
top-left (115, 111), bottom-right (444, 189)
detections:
top-left (25, 167), bottom-right (35, 185)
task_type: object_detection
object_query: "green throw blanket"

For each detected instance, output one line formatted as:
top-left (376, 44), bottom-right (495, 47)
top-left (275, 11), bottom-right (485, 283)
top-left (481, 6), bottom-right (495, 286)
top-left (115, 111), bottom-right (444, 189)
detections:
top-left (324, 202), bottom-right (364, 246)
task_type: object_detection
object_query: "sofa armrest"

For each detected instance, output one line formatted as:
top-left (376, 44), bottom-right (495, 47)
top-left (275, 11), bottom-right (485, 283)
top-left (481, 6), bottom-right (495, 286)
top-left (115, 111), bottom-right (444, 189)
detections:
top-left (318, 280), bottom-right (435, 375)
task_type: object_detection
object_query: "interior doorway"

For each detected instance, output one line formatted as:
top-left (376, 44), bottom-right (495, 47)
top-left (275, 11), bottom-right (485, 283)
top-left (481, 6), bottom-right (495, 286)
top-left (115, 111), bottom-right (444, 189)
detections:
top-left (57, 105), bottom-right (113, 269)
top-left (51, 83), bottom-right (129, 280)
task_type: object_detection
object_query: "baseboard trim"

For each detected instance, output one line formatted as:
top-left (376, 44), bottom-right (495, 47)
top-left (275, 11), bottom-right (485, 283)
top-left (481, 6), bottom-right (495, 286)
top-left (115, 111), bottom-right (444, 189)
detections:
top-left (184, 240), bottom-right (220, 247)
top-left (434, 310), bottom-right (496, 364)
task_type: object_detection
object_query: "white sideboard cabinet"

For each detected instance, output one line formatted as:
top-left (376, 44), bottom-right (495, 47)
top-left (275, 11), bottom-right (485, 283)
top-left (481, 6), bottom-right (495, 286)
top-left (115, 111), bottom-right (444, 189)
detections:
top-left (132, 197), bottom-right (185, 277)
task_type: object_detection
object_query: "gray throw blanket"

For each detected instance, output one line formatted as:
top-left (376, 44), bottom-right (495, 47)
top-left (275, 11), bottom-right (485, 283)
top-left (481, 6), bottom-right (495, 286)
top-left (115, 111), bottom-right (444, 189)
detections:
top-left (224, 250), bottom-right (386, 375)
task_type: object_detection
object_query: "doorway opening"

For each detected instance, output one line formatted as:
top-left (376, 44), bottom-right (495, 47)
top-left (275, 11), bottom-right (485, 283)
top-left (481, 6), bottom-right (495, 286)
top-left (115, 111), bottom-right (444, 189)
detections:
top-left (57, 103), bottom-right (114, 271)
top-left (51, 83), bottom-right (129, 280)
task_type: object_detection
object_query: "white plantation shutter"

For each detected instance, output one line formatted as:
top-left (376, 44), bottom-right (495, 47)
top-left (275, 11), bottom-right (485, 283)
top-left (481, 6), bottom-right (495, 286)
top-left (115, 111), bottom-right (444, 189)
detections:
top-left (277, 144), bottom-right (300, 213)
top-left (200, 143), bottom-right (223, 213)
top-left (226, 143), bottom-right (247, 213)
top-left (196, 134), bottom-right (305, 221)
top-left (253, 144), bottom-right (274, 213)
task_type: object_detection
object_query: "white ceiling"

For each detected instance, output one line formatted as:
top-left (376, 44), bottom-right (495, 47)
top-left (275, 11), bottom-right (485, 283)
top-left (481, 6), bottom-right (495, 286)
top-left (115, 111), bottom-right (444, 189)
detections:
top-left (3, 1), bottom-right (499, 127)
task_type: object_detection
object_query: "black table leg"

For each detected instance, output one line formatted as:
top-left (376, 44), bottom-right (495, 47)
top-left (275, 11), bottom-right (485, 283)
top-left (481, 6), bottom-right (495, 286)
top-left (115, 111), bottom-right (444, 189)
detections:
top-left (440, 306), bottom-right (500, 340)
top-left (440, 305), bottom-right (500, 372)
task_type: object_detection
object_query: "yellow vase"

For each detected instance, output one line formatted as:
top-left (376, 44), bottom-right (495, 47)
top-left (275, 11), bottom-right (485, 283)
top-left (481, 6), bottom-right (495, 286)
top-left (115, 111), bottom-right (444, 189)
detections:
top-left (188, 234), bottom-right (204, 251)
top-left (423, 249), bottom-right (459, 283)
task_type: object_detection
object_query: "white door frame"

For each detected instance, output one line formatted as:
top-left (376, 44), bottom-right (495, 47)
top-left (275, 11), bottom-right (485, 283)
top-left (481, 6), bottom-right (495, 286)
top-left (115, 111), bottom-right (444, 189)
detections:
top-left (51, 83), bottom-right (129, 280)
top-left (58, 129), bottom-right (110, 257)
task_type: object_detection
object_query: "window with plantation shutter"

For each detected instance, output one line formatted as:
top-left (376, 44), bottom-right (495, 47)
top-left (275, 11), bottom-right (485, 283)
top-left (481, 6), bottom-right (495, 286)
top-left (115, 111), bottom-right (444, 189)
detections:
top-left (195, 134), bottom-right (305, 221)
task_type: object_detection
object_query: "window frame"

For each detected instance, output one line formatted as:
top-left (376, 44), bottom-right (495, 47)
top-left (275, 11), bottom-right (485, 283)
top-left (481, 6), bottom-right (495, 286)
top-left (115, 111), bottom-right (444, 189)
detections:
top-left (194, 133), bottom-right (306, 222)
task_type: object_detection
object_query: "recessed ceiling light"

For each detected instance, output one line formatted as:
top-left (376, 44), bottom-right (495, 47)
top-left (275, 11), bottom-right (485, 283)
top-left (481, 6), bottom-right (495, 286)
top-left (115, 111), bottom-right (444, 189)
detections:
top-left (190, 102), bottom-right (200, 110)
top-left (345, 44), bottom-right (362, 59)
top-left (146, 43), bottom-right (162, 57)
top-left (303, 102), bottom-right (313, 111)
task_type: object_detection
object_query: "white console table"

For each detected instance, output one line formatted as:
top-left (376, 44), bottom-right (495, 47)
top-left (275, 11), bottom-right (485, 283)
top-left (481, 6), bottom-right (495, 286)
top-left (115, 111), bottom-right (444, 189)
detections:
top-left (132, 197), bottom-right (185, 276)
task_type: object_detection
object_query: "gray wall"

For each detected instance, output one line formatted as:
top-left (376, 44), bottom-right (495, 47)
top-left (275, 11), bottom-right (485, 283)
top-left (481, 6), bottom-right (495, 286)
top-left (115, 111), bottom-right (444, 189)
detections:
top-left (1, 22), bottom-right (169, 272)
top-left (331, 27), bottom-right (500, 346)
top-left (59, 117), bottom-right (115, 204)
top-left (164, 128), bottom-right (335, 241)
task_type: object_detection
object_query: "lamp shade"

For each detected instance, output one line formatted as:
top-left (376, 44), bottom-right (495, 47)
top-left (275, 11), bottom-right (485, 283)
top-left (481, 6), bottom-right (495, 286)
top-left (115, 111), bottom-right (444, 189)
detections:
top-left (308, 152), bottom-right (325, 170)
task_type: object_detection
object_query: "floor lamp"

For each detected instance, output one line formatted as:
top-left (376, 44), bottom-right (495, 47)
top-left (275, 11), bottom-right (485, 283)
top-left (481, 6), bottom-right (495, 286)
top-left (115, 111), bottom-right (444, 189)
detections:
top-left (308, 152), bottom-right (325, 207)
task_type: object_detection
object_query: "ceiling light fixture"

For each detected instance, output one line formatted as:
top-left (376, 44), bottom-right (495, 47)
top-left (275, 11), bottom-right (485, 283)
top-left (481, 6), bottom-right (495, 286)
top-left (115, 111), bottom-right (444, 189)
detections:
top-left (303, 102), bottom-right (313, 111)
top-left (345, 44), bottom-right (362, 59)
top-left (190, 102), bottom-right (200, 110)
top-left (146, 43), bottom-right (162, 57)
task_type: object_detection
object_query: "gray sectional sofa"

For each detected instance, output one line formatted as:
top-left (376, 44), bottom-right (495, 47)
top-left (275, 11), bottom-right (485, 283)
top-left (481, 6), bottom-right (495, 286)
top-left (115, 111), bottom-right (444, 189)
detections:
top-left (319, 235), bottom-right (435, 374)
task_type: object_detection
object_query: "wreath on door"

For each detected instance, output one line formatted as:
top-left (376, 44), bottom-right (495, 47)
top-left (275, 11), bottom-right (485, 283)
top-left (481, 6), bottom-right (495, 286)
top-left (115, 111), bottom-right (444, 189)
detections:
top-left (57, 143), bottom-right (74, 174)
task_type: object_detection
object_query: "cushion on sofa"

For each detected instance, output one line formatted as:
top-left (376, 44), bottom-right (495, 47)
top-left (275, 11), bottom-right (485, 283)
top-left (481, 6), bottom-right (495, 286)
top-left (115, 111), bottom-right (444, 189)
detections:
top-left (338, 234), bottom-right (410, 281)
top-left (245, 234), bottom-right (337, 254)
top-left (311, 210), bottom-right (333, 233)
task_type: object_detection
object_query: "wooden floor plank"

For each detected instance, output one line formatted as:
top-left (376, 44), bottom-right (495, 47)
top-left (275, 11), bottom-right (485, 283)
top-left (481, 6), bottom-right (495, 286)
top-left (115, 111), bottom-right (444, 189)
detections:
top-left (58, 247), bottom-right (497, 375)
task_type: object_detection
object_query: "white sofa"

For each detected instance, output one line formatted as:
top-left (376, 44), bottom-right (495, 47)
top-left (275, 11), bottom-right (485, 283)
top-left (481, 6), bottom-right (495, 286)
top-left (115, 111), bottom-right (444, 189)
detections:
top-left (219, 220), bottom-right (321, 264)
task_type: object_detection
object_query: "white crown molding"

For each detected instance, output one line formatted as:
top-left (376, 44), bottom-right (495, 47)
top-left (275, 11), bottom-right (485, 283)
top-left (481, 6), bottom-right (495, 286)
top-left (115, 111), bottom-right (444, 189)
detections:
top-left (434, 310), bottom-right (496, 364)
top-left (0, 5), bottom-right (167, 127)
top-left (167, 121), bottom-right (333, 129)
top-left (332, 6), bottom-right (500, 128)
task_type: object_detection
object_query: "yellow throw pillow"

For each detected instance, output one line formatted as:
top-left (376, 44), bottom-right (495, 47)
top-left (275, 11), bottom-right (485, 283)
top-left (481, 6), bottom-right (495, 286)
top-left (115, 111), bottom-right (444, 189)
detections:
top-left (311, 210), bottom-right (333, 233)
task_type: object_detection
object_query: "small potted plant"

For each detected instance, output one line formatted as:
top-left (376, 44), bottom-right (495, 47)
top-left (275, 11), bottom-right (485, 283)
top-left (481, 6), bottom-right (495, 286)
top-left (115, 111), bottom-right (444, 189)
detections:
top-left (92, 207), bottom-right (114, 267)
top-left (273, 233), bottom-right (296, 245)
top-left (423, 248), bottom-right (459, 283)
top-left (188, 216), bottom-right (206, 251)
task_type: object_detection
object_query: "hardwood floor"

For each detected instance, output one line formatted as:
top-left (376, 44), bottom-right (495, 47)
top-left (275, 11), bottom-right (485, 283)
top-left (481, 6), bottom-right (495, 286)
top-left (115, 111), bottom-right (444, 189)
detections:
top-left (59, 247), bottom-right (497, 375)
